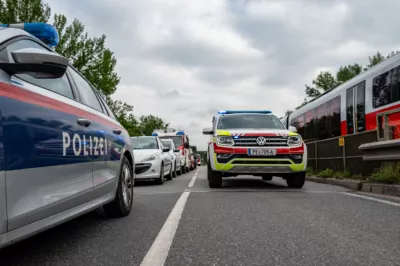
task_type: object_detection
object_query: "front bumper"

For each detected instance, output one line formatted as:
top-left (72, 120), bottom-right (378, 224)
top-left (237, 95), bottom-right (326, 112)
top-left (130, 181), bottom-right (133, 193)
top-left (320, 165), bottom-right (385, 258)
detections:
top-left (212, 145), bottom-right (305, 174)
top-left (135, 161), bottom-right (161, 179)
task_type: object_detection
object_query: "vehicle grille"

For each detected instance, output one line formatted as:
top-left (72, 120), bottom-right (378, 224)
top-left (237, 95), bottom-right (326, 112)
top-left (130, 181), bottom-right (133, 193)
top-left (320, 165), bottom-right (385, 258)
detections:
top-left (234, 136), bottom-right (288, 147)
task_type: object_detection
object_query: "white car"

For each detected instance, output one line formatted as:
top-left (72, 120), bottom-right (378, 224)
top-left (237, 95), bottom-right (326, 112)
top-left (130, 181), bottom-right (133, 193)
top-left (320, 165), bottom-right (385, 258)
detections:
top-left (131, 136), bottom-right (173, 184)
top-left (161, 138), bottom-right (182, 176)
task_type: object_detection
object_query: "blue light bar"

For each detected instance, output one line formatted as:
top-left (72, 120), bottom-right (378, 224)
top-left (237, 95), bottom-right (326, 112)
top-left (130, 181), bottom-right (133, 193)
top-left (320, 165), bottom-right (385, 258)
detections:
top-left (176, 131), bottom-right (184, 136)
top-left (218, 110), bottom-right (272, 115)
top-left (151, 132), bottom-right (158, 136)
top-left (0, 22), bottom-right (59, 47)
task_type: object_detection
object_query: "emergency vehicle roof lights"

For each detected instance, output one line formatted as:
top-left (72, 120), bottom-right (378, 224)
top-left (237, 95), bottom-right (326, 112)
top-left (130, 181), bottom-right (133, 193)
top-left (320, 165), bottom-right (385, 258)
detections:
top-left (218, 110), bottom-right (272, 114)
top-left (176, 131), bottom-right (185, 136)
top-left (0, 22), bottom-right (59, 47)
top-left (151, 132), bottom-right (158, 136)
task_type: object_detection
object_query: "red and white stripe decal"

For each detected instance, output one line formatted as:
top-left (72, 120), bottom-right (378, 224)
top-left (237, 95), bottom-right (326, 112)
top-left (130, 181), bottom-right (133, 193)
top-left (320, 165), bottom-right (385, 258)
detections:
top-left (0, 81), bottom-right (124, 130)
top-left (231, 133), bottom-right (245, 136)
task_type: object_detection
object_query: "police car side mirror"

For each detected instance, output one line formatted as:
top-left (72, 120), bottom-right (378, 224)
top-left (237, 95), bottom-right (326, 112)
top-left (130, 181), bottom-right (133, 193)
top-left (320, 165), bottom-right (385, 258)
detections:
top-left (162, 147), bottom-right (170, 153)
top-left (289, 126), bottom-right (297, 133)
top-left (0, 48), bottom-right (69, 79)
top-left (202, 127), bottom-right (213, 135)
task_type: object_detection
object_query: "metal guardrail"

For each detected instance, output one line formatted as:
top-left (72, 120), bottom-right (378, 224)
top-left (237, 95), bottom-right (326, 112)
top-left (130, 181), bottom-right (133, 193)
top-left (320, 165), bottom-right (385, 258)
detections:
top-left (359, 139), bottom-right (400, 161)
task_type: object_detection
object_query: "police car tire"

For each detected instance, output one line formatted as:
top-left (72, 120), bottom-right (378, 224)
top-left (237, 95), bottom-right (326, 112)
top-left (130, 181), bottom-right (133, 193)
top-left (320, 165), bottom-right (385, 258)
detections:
top-left (177, 165), bottom-right (182, 176)
top-left (103, 156), bottom-right (133, 218)
top-left (208, 164), bottom-right (222, 188)
top-left (286, 171), bottom-right (306, 188)
top-left (172, 163), bottom-right (177, 178)
top-left (157, 164), bottom-right (165, 184)
top-left (166, 165), bottom-right (173, 180)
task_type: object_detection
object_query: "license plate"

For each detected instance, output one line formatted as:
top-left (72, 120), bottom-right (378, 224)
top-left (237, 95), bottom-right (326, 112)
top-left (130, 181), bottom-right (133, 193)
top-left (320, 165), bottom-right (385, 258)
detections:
top-left (248, 148), bottom-right (277, 156)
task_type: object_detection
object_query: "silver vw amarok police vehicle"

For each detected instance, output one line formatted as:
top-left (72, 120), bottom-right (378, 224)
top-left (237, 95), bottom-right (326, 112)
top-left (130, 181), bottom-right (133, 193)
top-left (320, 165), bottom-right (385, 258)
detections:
top-left (0, 23), bottom-right (134, 248)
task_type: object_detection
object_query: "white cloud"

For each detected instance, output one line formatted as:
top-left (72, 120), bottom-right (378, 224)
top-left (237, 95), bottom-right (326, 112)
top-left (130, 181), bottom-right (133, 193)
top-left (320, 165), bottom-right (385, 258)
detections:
top-left (49, 0), bottom-right (400, 150)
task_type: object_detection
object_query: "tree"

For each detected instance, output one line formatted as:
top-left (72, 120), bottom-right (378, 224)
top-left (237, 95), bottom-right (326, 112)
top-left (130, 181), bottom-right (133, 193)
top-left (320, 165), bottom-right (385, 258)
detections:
top-left (336, 63), bottom-right (362, 85)
top-left (305, 71), bottom-right (337, 98)
top-left (137, 115), bottom-right (169, 136)
top-left (364, 51), bottom-right (386, 71)
top-left (107, 99), bottom-right (140, 136)
top-left (295, 98), bottom-right (308, 110)
top-left (0, 0), bottom-right (50, 23)
top-left (53, 14), bottom-right (120, 96)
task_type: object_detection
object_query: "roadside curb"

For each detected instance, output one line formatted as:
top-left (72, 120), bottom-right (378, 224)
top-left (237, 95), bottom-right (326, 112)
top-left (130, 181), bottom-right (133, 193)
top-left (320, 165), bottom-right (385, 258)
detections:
top-left (306, 176), bottom-right (400, 198)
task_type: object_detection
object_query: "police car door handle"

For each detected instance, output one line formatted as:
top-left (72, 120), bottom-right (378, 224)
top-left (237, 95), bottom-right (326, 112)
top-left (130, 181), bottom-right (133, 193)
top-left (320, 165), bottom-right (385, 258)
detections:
top-left (113, 128), bottom-right (122, 135)
top-left (77, 118), bottom-right (91, 127)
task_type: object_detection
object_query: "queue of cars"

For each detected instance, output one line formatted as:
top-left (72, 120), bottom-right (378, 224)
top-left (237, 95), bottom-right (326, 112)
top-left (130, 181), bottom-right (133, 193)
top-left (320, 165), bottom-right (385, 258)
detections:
top-left (131, 129), bottom-right (199, 184)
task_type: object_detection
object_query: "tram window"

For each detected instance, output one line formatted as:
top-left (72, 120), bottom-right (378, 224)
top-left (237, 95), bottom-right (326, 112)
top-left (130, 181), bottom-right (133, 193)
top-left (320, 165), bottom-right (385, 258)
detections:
top-left (356, 81), bottom-right (366, 132)
top-left (346, 88), bottom-right (354, 134)
top-left (373, 66), bottom-right (400, 108)
top-left (304, 108), bottom-right (317, 140)
top-left (317, 101), bottom-right (330, 139)
top-left (330, 96), bottom-right (341, 137)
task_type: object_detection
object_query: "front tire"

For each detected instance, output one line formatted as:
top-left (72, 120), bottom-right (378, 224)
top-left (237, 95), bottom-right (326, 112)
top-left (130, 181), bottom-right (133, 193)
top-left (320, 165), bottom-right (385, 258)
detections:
top-left (156, 164), bottom-right (165, 184)
top-left (177, 163), bottom-right (182, 175)
top-left (286, 171), bottom-right (306, 188)
top-left (166, 164), bottom-right (173, 180)
top-left (208, 163), bottom-right (222, 188)
top-left (172, 162), bottom-right (177, 178)
top-left (103, 156), bottom-right (134, 217)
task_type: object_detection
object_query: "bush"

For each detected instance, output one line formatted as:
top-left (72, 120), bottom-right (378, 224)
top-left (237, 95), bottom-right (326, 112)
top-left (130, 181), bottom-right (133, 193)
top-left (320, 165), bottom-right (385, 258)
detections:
top-left (318, 168), bottom-right (334, 178)
top-left (369, 162), bottom-right (400, 184)
top-left (306, 167), bottom-right (316, 176)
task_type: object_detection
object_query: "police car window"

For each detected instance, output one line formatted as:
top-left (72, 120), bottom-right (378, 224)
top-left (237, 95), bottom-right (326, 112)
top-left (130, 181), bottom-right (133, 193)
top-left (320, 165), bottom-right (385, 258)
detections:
top-left (98, 93), bottom-right (116, 119)
top-left (69, 68), bottom-right (103, 112)
top-left (131, 137), bottom-right (159, 150)
top-left (217, 114), bottom-right (285, 130)
top-left (5, 39), bottom-right (74, 99)
top-left (162, 140), bottom-right (172, 149)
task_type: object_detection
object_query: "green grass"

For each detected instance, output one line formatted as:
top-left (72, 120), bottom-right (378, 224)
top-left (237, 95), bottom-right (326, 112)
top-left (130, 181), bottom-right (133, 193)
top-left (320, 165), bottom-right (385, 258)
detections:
top-left (369, 162), bottom-right (400, 184)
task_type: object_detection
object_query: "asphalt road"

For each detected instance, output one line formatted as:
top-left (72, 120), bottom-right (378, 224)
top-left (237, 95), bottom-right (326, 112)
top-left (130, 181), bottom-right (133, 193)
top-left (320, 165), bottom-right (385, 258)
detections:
top-left (1, 166), bottom-right (400, 266)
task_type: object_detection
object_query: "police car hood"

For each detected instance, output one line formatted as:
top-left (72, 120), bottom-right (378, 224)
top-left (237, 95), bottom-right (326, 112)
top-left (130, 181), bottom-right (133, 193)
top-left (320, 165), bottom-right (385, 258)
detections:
top-left (217, 129), bottom-right (295, 136)
top-left (133, 149), bottom-right (161, 162)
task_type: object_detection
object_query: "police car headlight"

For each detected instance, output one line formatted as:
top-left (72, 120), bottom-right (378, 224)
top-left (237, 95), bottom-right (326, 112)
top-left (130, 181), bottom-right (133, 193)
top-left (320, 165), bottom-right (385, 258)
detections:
top-left (217, 136), bottom-right (234, 146)
top-left (288, 136), bottom-right (302, 146)
top-left (142, 153), bottom-right (160, 162)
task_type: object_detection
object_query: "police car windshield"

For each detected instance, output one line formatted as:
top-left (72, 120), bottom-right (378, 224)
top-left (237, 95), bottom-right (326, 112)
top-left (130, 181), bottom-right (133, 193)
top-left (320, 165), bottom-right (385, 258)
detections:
top-left (161, 140), bottom-right (172, 149)
top-left (217, 114), bottom-right (285, 130)
top-left (159, 136), bottom-right (182, 146)
top-left (131, 137), bottom-right (159, 150)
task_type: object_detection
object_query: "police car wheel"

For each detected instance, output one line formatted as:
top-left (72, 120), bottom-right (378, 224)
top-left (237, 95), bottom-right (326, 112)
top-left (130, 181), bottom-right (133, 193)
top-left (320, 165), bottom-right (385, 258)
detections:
top-left (208, 164), bottom-right (222, 188)
top-left (177, 164), bottom-right (182, 176)
top-left (166, 165), bottom-right (173, 180)
top-left (103, 156), bottom-right (133, 218)
top-left (157, 164), bottom-right (165, 184)
top-left (286, 171), bottom-right (306, 188)
top-left (172, 163), bottom-right (177, 178)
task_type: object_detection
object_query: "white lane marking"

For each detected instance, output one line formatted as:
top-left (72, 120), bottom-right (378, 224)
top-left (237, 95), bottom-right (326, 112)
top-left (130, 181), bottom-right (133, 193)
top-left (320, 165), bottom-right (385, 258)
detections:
top-left (341, 192), bottom-right (400, 207)
top-left (140, 191), bottom-right (190, 266)
top-left (188, 169), bottom-right (199, 188)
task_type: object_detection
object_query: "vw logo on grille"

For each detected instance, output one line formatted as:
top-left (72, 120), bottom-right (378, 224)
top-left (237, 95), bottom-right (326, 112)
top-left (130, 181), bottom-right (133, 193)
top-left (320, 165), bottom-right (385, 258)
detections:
top-left (256, 137), bottom-right (266, 146)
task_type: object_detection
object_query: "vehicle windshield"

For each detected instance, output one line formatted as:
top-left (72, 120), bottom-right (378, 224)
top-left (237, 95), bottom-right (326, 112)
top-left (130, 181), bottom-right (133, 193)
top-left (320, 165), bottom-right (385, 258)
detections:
top-left (217, 114), bottom-right (285, 130)
top-left (161, 140), bottom-right (172, 149)
top-left (131, 137), bottom-right (159, 150)
top-left (159, 136), bottom-right (182, 146)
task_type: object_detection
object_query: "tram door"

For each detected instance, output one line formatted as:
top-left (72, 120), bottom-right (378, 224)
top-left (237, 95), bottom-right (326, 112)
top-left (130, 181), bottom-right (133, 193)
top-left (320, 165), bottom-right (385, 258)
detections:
top-left (346, 81), bottom-right (366, 135)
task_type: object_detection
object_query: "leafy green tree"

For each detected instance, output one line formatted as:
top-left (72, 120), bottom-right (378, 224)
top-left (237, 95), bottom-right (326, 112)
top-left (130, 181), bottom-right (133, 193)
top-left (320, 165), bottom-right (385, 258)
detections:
top-left (107, 99), bottom-right (140, 136)
top-left (305, 71), bottom-right (337, 98)
top-left (53, 14), bottom-right (120, 96)
top-left (0, 0), bottom-right (50, 23)
top-left (336, 63), bottom-right (362, 85)
top-left (295, 98), bottom-right (308, 110)
top-left (364, 51), bottom-right (386, 71)
top-left (137, 115), bottom-right (169, 136)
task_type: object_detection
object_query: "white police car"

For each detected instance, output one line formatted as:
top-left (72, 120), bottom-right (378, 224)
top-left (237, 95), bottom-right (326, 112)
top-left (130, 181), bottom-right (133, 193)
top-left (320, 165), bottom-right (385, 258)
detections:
top-left (0, 23), bottom-right (134, 248)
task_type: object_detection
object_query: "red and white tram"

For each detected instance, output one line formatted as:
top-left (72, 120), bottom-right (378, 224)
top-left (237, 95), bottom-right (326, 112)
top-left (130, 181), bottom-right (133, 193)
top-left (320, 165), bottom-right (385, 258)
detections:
top-left (281, 53), bottom-right (400, 141)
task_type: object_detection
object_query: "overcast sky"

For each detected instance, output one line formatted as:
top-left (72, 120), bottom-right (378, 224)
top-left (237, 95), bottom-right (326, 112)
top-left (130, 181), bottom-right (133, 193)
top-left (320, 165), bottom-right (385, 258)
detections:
top-left (49, 0), bottom-right (400, 150)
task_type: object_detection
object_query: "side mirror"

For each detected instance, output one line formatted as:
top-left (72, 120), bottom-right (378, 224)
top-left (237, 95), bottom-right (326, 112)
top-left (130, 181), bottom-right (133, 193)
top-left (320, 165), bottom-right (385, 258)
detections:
top-left (0, 48), bottom-right (69, 78)
top-left (183, 142), bottom-right (189, 149)
top-left (202, 127), bottom-right (213, 135)
top-left (162, 147), bottom-right (170, 152)
top-left (289, 126), bottom-right (297, 133)
top-left (174, 148), bottom-right (180, 152)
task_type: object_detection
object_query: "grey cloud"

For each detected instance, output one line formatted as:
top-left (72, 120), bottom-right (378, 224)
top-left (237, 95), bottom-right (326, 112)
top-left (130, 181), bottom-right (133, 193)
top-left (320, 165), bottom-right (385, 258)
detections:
top-left (158, 89), bottom-right (180, 98)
